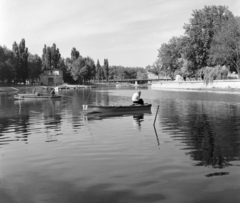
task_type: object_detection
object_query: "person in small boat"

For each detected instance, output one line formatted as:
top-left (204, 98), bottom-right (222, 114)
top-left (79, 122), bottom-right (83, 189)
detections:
top-left (132, 91), bottom-right (144, 105)
top-left (32, 88), bottom-right (36, 94)
top-left (32, 88), bottom-right (40, 96)
top-left (50, 89), bottom-right (56, 97)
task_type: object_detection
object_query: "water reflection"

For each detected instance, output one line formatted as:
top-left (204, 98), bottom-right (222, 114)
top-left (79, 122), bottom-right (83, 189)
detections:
top-left (132, 113), bottom-right (144, 129)
top-left (85, 110), bottom-right (151, 122)
top-left (205, 172), bottom-right (229, 177)
top-left (159, 98), bottom-right (240, 169)
top-left (153, 125), bottom-right (160, 146)
top-left (2, 89), bottom-right (240, 202)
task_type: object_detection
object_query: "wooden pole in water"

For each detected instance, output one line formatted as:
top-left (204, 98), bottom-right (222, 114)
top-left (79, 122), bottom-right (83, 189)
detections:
top-left (153, 105), bottom-right (159, 126)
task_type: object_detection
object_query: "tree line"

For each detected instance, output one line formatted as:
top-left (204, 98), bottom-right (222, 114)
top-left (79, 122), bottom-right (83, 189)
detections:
top-left (148, 5), bottom-right (240, 81)
top-left (0, 41), bottom-right (147, 85)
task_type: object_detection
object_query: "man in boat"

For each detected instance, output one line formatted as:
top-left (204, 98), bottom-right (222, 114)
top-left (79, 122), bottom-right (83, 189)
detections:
top-left (50, 89), bottom-right (56, 97)
top-left (132, 91), bottom-right (144, 105)
top-left (32, 88), bottom-right (40, 96)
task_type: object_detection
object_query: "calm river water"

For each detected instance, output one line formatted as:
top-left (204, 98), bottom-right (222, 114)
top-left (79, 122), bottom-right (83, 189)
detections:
top-left (0, 86), bottom-right (240, 203)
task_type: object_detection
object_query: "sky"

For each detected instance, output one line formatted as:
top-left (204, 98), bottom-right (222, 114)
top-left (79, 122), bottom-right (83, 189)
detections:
top-left (1, 0), bottom-right (240, 67)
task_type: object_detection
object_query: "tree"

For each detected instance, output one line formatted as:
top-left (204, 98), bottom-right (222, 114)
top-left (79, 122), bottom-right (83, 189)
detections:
top-left (71, 56), bottom-right (84, 83)
top-left (12, 39), bottom-right (29, 84)
top-left (137, 69), bottom-right (148, 80)
top-left (60, 57), bottom-right (74, 84)
top-left (103, 59), bottom-right (109, 81)
top-left (42, 43), bottom-right (61, 70)
top-left (146, 59), bottom-right (162, 79)
top-left (157, 36), bottom-right (183, 78)
top-left (51, 44), bottom-right (61, 69)
top-left (28, 54), bottom-right (42, 84)
top-left (0, 46), bottom-right (16, 83)
top-left (83, 57), bottom-right (96, 82)
top-left (183, 6), bottom-right (234, 70)
top-left (209, 16), bottom-right (240, 76)
top-left (95, 59), bottom-right (103, 82)
top-left (71, 47), bottom-right (80, 61)
top-left (70, 56), bottom-right (96, 84)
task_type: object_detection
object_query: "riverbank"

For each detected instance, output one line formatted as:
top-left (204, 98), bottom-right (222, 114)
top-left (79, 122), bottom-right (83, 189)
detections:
top-left (151, 79), bottom-right (240, 93)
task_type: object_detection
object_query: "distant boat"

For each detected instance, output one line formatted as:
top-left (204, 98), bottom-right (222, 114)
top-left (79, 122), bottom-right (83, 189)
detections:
top-left (14, 93), bottom-right (61, 100)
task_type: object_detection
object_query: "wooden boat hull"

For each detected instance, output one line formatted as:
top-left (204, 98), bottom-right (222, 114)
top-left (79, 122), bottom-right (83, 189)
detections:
top-left (88, 104), bottom-right (152, 113)
top-left (14, 94), bottom-right (61, 100)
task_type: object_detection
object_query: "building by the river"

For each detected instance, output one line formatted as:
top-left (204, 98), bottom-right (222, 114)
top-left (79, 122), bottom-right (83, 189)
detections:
top-left (40, 69), bottom-right (63, 86)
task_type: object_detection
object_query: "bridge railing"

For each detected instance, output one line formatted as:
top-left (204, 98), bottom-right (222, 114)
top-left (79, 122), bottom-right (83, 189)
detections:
top-left (107, 78), bottom-right (172, 82)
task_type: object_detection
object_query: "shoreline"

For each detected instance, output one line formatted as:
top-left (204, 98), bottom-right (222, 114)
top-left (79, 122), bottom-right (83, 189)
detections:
top-left (2, 80), bottom-right (240, 94)
top-left (151, 87), bottom-right (240, 94)
top-left (151, 79), bottom-right (240, 93)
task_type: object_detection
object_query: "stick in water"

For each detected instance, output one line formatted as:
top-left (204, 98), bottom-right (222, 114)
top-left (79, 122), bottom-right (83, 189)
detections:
top-left (153, 105), bottom-right (159, 126)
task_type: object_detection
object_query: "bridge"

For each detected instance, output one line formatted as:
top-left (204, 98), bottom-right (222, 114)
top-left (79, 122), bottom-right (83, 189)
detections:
top-left (107, 78), bottom-right (172, 85)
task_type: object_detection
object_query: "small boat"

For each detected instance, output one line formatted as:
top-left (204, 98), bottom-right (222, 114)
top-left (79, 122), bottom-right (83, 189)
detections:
top-left (88, 103), bottom-right (152, 113)
top-left (14, 93), bottom-right (61, 100)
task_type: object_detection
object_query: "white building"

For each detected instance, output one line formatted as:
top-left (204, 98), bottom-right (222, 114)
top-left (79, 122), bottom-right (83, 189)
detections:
top-left (40, 69), bottom-right (63, 86)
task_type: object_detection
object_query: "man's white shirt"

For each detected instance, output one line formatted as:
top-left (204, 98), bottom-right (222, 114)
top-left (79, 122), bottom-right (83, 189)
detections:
top-left (132, 92), bottom-right (139, 101)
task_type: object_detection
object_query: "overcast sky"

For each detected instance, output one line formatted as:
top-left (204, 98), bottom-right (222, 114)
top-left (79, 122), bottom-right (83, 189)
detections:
top-left (1, 0), bottom-right (240, 67)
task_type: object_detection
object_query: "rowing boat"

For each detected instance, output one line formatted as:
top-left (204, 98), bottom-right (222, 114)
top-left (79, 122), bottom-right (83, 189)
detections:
top-left (14, 94), bottom-right (61, 100)
top-left (88, 103), bottom-right (152, 113)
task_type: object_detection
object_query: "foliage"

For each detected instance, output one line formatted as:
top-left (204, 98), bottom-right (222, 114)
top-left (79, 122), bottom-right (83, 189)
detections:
top-left (103, 59), bottom-right (109, 81)
top-left (157, 36), bottom-right (184, 78)
top-left (61, 58), bottom-right (75, 83)
top-left (108, 66), bottom-right (146, 80)
top-left (71, 47), bottom-right (80, 61)
top-left (0, 46), bottom-right (16, 83)
top-left (156, 5), bottom-right (238, 78)
top-left (183, 6), bottom-right (234, 70)
top-left (198, 65), bottom-right (229, 84)
top-left (42, 43), bottom-right (61, 70)
top-left (83, 57), bottom-right (96, 82)
top-left (146, 60), bottom-right (162, 78)
top-left (12, 39), bottom-right (29, 84)
top-left (95, 60), bottom-right (104, 81)
top-left (70, 55), bottom-right (96, 84)
top-left (28, 53), bottom-right (42, 84)
top-left (209, 16), bottom-right (240, 77)
top-left (137, 69), bottom-right (148, 80)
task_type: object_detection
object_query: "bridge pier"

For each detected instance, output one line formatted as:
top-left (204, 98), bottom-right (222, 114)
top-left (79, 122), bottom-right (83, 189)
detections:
top-left (134, 81), bottom-right (138, 86)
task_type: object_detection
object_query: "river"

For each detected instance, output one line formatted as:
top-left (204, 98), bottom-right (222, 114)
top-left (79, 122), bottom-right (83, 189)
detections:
top-left (0, 87), bottom-right (240, 203)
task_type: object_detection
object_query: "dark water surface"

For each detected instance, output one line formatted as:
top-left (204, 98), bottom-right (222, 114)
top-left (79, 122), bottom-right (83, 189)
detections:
top-left (0, 87), bottom-right (240, 203)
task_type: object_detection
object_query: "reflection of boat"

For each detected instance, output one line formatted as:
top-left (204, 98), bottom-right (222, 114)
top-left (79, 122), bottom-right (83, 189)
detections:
top-left (88, 104), bottom-right (152, 113)
top-left (87, 110), bottom-right (151, 117)
top-left (85, 110), bottom-right (151, 122)
top-left (14, 94), bottom-right (61, 100)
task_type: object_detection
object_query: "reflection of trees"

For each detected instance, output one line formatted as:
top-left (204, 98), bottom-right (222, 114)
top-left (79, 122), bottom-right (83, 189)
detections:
top-left (0, 96), bottom-right (65, 146)
top-left (0, 99), bottom-right (31, 145)
top-left (160, 100), bottom-right (240, 168)
top-left (186, 113), bottom-right (229, 168)
top-left (0, 116), bottom-right (30, 145)
top-left (42, 100), bottom-right (62, 142)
